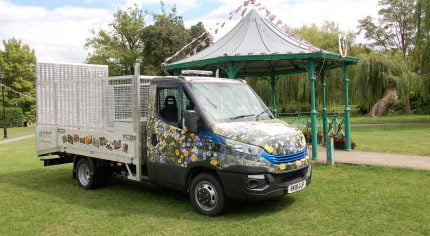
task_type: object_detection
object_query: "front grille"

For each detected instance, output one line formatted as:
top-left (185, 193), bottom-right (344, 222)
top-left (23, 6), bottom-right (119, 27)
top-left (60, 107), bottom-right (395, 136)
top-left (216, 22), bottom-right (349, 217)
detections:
top-left (262, 148), bottom-right (307, 164)
top-left (272, 166), bottom-right (308, 184)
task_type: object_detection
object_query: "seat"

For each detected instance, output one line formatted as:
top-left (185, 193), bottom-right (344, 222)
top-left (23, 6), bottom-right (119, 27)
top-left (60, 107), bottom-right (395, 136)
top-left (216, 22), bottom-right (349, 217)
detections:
top-left (160, 96), bottom-right (178, 123)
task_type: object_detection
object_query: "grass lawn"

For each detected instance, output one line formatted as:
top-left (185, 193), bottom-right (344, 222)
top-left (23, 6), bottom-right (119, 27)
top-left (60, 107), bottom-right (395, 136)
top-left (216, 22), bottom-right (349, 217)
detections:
top-left (352, 124), bottom-right (430, 156)
top-left (1, 138), bottom-right (429, 235)
top-left (350, 115), bottom-right (430, 124)
top-left (0, 127), bottom-right (35, 141)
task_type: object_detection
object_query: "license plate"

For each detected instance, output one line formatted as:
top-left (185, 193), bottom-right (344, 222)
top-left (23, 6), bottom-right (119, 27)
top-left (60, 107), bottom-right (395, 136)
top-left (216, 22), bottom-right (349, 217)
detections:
top-left (288, 180), bottom-right (306, 193)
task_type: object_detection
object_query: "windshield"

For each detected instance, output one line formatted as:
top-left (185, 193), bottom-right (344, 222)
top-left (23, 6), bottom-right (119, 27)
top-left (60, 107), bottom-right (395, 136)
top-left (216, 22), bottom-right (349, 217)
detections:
top-left (188, 81), bottom-right (272, 122)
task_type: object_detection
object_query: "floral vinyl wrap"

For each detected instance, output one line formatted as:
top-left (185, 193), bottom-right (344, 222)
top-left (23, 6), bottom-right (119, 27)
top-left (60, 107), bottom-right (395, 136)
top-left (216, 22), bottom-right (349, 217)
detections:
top-left (212, 120), bottom-right (307, 155)
top-left (146, 85), bottom-right (310, 173)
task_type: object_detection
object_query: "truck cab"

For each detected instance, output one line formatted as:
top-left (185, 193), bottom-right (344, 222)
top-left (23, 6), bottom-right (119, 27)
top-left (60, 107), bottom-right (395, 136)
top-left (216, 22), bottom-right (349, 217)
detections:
top-left (36, 63), bottom-right (311, 216)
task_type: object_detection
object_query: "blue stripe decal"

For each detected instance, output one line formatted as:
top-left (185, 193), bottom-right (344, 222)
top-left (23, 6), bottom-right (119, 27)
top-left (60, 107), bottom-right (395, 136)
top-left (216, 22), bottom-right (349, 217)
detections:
top-left (261, 148), bottom-right (307, 164)
top-left (199, 130), bottom-right (226, 144)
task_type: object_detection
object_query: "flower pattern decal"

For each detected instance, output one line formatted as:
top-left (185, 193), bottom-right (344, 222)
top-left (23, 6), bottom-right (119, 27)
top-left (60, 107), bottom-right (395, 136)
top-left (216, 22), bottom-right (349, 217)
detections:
top-left (146, 85), bottom-right (309, 173)
top-left (212, 120), bottom-right (307, 155)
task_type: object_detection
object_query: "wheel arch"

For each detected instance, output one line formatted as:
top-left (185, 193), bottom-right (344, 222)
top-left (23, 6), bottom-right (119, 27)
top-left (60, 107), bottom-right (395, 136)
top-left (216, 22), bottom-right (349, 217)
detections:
top-left (185, 163), bottom-right (221, 192)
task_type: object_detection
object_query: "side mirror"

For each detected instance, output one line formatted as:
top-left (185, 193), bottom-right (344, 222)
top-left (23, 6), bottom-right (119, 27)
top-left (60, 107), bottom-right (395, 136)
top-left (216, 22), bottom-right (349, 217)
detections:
top-left (184, 110), bottom-right (198, 133)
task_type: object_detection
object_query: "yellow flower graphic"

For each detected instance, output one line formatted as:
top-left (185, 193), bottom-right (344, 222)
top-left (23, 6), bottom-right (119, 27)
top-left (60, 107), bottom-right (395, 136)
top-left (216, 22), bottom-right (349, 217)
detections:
top-left (279, 163), bottom-right (286, 171)
top-left (191, 153), bottom-right (198, 162)
top-left (264, 145), bottom-right (274, 153)
top-left (180, 154), bottom-right (184, 159)
top-left (210, 159), bottom-right (219, 166)
top-left (183, 151), bottom-right (189, 157)
top-left (295, 160), bottom-right (301, 168)
top-left (175, 149), bottom-right (180, 156)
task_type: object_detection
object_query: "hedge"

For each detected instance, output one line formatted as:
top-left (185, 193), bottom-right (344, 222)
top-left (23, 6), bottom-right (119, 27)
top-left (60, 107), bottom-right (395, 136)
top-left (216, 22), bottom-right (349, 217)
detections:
top-left (0, 107), bottom-right (24, 128)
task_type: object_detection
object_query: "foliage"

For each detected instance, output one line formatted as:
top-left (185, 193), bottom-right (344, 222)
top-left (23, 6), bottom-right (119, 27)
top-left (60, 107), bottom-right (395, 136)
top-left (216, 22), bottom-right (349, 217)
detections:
top-left (358, 0), bottom-right (417, 56)
top-left (86, 4), bottom-right (209, 76)
top-left (0, 38), bottom-right (36, 122)
top-left (85, 6), bottom-right (146, 76)
top-left (349, 52), bottom-right (421, 112)
top-left (141, 6), bottom-right (191, 75)
top-left (0, 107), bottom-right (24, 128)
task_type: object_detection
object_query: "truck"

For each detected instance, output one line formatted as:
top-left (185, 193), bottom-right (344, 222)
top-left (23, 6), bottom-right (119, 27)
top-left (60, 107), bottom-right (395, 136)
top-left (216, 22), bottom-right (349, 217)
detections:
top-left (36, 62), bottom-right (312, 216)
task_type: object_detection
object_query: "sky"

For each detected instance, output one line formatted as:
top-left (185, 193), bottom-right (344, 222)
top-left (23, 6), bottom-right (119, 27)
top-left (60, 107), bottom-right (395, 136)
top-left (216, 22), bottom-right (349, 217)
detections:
top-left (0, 0), bottom-right (379, 63)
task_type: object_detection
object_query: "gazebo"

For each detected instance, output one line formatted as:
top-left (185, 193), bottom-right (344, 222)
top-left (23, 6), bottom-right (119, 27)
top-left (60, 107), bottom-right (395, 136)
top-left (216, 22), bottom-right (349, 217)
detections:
top-left (163, 9), bottom-right (358, 160)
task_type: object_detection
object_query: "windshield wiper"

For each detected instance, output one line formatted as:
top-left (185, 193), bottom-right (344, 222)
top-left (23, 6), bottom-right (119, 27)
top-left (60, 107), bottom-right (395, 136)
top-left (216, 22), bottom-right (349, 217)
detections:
top-left (230, 114), bottom-right (255, 121)
top-left (256, 108), bottom-right (270, 120)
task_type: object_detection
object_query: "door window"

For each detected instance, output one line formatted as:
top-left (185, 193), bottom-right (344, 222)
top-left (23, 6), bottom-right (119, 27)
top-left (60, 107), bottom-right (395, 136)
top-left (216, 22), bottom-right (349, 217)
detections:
top-left (157, 88), bottom-right (180, 125)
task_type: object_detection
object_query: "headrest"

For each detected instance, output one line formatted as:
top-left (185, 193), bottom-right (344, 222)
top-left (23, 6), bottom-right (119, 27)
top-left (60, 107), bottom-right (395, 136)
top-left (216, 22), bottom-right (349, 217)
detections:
top-left (164, 96), bottom-right (177, 108)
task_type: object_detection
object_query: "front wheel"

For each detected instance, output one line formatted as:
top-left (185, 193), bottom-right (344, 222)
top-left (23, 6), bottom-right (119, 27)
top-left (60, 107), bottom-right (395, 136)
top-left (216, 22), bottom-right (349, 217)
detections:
top-left (189, 173), bottom-right (226, 216)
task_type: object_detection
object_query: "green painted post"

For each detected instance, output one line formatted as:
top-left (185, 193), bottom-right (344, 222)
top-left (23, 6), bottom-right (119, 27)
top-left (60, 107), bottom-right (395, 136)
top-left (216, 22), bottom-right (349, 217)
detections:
top-left (308, 61), bottom-right (319, 160)
top-left (227, 62), bottom-right (237, 79)
top-left (321, 72), bottom-right (328, 144)
top-left (270, 74), bottom-right (278, 118)
top-left (343, 64), bottom-right (352, 151)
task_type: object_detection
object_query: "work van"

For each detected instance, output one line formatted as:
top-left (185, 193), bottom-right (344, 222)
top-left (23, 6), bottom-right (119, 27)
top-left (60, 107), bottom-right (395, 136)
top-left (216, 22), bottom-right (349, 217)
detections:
top-left (36, 62), bottom-right (311, 216)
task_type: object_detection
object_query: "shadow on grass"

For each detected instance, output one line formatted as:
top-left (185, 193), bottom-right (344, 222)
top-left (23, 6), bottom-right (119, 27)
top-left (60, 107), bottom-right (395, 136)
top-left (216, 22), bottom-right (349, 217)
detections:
top-left (0, 166), bottom-right (295, 218)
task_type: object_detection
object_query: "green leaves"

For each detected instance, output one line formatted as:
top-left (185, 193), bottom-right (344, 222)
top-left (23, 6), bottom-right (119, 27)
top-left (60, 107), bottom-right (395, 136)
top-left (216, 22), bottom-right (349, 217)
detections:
top-left (0, 38), bottom-right (36, 122)
top-left (85, 4), bottom-right (208, 76)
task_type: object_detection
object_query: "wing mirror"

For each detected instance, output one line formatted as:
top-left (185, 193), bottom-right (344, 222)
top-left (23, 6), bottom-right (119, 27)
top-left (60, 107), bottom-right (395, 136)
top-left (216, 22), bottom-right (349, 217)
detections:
top-left (184, 110), bottom-right (198, 133)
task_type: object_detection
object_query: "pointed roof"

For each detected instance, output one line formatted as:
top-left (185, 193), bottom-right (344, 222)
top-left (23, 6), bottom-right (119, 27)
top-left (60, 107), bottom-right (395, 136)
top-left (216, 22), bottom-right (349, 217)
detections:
top-left (163, 9), bottom-right (358, 75)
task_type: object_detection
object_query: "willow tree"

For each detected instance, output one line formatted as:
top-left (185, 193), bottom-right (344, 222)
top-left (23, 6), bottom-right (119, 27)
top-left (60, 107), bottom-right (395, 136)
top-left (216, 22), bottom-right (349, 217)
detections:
top-left (416, 0), bottom-right (430, 102)
top-left (350, 52), bottom-right (421, 116)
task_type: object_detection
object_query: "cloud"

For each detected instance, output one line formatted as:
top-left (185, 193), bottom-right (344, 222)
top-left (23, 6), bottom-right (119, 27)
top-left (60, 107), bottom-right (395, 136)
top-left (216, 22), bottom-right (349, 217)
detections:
top-left (119, 0), bottom-right (200, 13)
top-left (186, 0), bottom-right (379, 42)
top-left (0, 0), bottom-right (380, 63)
top-left (0, 0), bottom-right (112, 63)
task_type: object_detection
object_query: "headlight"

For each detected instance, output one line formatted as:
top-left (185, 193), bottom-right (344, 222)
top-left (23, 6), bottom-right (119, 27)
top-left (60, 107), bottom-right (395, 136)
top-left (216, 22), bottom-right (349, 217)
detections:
top-left (224, 138), bottom-right (263, 156)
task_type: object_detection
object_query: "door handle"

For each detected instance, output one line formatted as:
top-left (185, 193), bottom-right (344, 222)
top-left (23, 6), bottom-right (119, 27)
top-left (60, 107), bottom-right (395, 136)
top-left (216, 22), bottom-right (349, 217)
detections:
top-left (151, 134), bottom-right (158, 146)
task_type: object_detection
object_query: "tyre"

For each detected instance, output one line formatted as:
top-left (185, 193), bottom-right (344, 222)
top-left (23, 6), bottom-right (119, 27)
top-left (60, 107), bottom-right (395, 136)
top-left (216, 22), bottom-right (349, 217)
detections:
top-left (76, 158), bottom-right (98, 189)
top-left (189, 173), bottom-right (226, 216)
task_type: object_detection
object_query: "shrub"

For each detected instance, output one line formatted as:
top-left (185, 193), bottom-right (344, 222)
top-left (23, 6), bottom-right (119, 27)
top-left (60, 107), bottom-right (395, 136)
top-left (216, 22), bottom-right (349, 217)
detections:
top-left (0, 107), bottom-right (24, 127)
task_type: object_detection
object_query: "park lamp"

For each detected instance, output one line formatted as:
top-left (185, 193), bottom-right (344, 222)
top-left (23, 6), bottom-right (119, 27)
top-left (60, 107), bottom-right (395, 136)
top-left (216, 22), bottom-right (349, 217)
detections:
top-left (0, 69), bottom-right (6, 139)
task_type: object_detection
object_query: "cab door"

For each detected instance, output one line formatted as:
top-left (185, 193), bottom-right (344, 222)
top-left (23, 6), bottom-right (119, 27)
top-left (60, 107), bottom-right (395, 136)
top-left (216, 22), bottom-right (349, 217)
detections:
top-left (147, 81), bottom-right (188, 189)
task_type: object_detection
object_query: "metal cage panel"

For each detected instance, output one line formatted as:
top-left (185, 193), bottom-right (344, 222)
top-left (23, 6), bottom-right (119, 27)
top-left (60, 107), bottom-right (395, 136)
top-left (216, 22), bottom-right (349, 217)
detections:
top-left (36, 62), bottom-right (108, 129)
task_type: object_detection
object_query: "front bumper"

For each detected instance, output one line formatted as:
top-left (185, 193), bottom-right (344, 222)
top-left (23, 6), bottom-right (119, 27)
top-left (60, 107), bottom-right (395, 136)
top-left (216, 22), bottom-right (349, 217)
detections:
top-left (218, 164), bottom-right (312, 201)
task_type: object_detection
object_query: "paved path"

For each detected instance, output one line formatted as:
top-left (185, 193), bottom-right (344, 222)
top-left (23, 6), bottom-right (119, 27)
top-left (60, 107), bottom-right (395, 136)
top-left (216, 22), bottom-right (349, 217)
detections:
top-left (314, 147), bottom-right (430, 171)
top-left (0, 134), bottom-right (34, 145)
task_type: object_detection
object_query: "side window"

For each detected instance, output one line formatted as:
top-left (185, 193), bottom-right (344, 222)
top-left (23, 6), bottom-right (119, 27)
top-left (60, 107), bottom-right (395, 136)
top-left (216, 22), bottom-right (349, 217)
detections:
top-left (157, 88), bottom-right (180, 125)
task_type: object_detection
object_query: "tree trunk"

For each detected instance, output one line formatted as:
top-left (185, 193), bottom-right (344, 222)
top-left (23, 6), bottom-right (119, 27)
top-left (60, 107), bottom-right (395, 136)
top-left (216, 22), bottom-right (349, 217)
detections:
top-left (368, 85), bottom-right (398, 117)
top-left (404, 96), bottom-right (412, 114)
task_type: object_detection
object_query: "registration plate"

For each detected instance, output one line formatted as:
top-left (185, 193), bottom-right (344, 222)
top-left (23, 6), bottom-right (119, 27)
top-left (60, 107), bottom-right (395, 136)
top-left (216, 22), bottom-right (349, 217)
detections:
top-left (288, 180), bottom-right (307, 193)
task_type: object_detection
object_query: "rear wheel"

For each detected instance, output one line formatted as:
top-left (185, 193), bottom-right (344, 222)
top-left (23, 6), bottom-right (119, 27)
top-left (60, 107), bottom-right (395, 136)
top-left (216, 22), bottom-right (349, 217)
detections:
top-left (76, 158), bottom-right (97, 189)
top-left (189, 173), bottom-right (225, 216)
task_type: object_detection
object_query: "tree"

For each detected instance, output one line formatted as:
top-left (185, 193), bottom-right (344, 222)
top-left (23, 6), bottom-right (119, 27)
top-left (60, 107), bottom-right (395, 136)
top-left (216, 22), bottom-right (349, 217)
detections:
top-left (85, 6), bottom-right (146, 76)
top-left (358, 0), bottom-right (417, 57)
top-left (141, 6), bottom-right (192, 74)
top-left (86, 4), bottom-right (209, 76)
top-left (358, 0), bottom-right (418, 114)
top-left (0, 38), bottom-right (36, 121)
